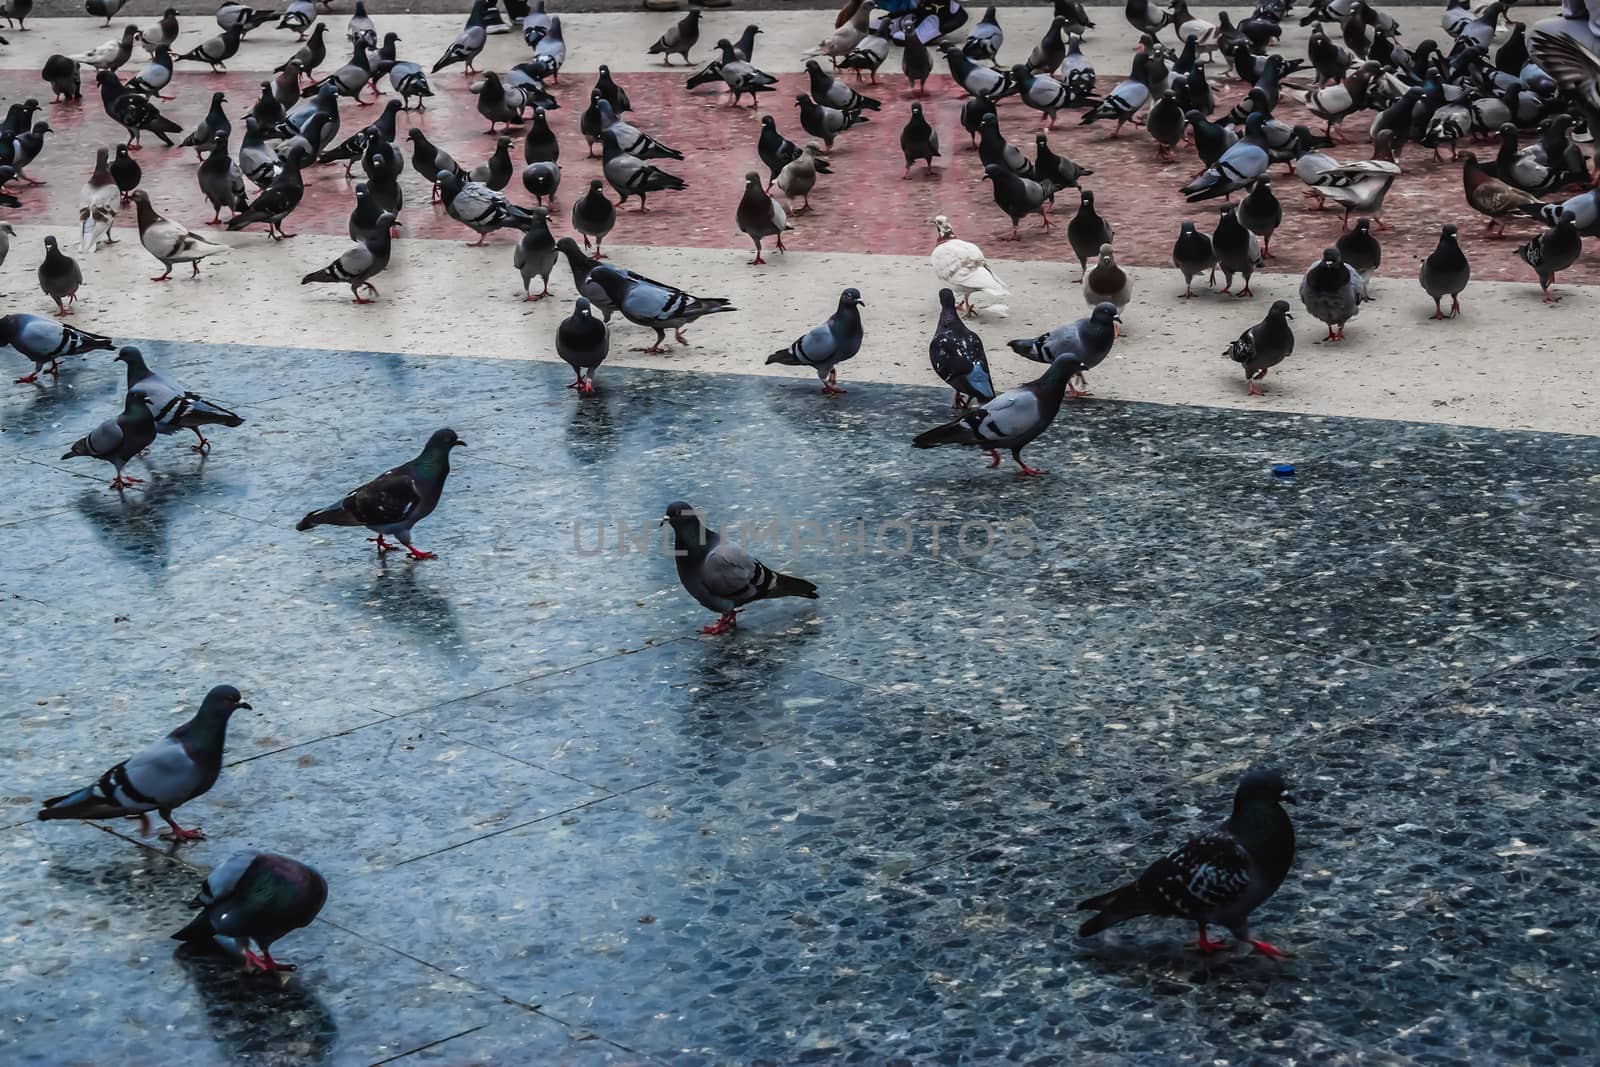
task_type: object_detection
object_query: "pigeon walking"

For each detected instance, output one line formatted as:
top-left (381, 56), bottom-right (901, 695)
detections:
top-left (649, 10), bottom-right (701, 65)
top-left (439, 171), bottom-right (536, 246)
top-left (556, 297), bottom-right (608, 395)
top-left (1299, 247), bottom-right (1364, 340)
top-left (130, 191), bottom-right (228, 281)
top-left (78, 147), bottom-right (119, 253)
top-left (38, 236), bottom-right (83, 316)
top-left (38, 685), bottom-right (251, 840)
top-left (296, 428), bottom-right (466, 559)
top-left (1516, 216), bottom-right (1583, 302)
top-left (302, 212), bottom-right (394, 303)
top-left (912, 352), bottom-right (1082, 475)
top-left (1419, 224), bottom-right (1470, 319)
top-left (1007, 302), bottom-right (1119, 397)
top-left (765, 288), bottom-right (865, 396)
top-left (586, 265), bottom-right (736, 352)
top-left (172, 850), bottom-right (328, 973)
top-left (1335, 218), bottom-right (1381, 300)
top-left (601, 129), bottom-right (687, 212)
top-left (662, 501), bottom-right (819, 635)
top-left (61, 391), bottom-right (158, 489)
top-left (2, 314), bottom-right (113, 384)
top-left (513, 208), bottom-right (557, 300)
top-left (1082, 244), bottom-right (1131, 313)
top-left (1066, 190), bottom-right (1112, 278)
top-left (984, 164), bottom-right (1054, 241)
top-left (736, 171), bottom-right (791, 265)
top-left (571, 178), bottom-right (615, 257)
top-left (118, 345), bottom-right (244, 452)
top-left (900, 102), bottom-right (940, 177)
top-left (1223, 300), bottom-right (1295, 395)
top-left (929, 288), bottom-right (996, 408)
top-left (433, 0), bottom-right (489, 74)
top-left (1077, 768), bottom-right (1296, 958)
top-left (1171, 220), bottom-right (1216, 298)
top-left (930, 215), bottom-right (1007, 316)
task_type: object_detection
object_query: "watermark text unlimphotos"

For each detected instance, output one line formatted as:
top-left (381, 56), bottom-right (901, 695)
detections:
top-left (574, 515), bottom-right (1038, 560)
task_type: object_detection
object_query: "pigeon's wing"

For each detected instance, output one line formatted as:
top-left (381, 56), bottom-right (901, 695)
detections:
top-left (976, 387), bottom-right (1040, 440)
top-left (791, 322), bottom-right (837, 365)
top-left (342, 465), bottom-right (424, 527)
top-left (120, 734), bottom-right (207, 807)
top-left (700, 539), bottom-right (760, 600)
top-left (82, 416), bottom-right (126, 459)
top-left (1138, 829), bottom-right (1252, 918)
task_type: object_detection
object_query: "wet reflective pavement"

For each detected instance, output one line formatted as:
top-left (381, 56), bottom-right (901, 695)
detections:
top-left (3, 341), bottom-right (1598, 1064)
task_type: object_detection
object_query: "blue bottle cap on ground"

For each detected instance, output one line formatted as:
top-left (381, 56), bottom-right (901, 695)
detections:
top-left (1272, 463), bottom-right (1296, 478)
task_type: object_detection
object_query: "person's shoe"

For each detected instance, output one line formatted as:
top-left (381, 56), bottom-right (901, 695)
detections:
top-left (483, 5), bottom-right (510, 33)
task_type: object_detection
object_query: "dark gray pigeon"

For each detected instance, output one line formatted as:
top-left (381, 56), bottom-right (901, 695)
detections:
top-left (1223, 300), bottom-right (1295, 395)
top-left (62, 390), bottom-right (156, 489)
top-left (172, 850), bottom-right (327, 974)
top-left (929, 288), bottom-right (996, 408)
top-left (765, 287), bottom-right (865, 396)
top-left (1078, 768), bottom-right (1296, 958)
top-left (570, 178), bottom-right (615, 257)
top-left (1516, 215), bottom-right (1582, 302)
top-left (663, 500), bottom-right (819, 635)
top-left (38, 685), bottom-right (251, 840)
top-left (302, 212), bottom-right (394, 302)
top-left (38, 235), bottom-right (83, 316)
top-left (587, 264), bottom-right (736, 352)
top-left (1171, 220), bottom-right (1216, 298)
top-left (985, 164), bottom-right (1054, 241)
top-left (1066, 189), bottom-right (1112, 277)
top-left (648, 9), bottom-right (701, 65)
top-left (513, 207), bottom-right (558, 300)
top-left (1212, 205), bottom-right (1263, 297)
top-left (118, 346), bottom-right (244, 452)
top-left (555, 297), bottom-right (608, 395)
top-left (1299, 246), bottom-right (1363, 340)
top-left (296, 428), bottom-right (465, 559)
top-left (900, 103), bottom-right (939, 178)
top-left (439, 170), bottom-right (536, 245)
top-left (1418, 223), bottom-right (1469, 319)
top-left (1335, 217), bottom-right (1381, 300)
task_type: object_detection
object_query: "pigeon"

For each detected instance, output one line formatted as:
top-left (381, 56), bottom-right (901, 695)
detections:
top-left (43, 54), bottom-right (83, 102)
top-left (388, 53), bottom-right (433, 110)
top-left (501, 206), bottom-right (555, 301)
top-left (214, 2), bottom-right (275, 36)
top-left (586, 264), bottom-right (736, 352)
top-left (1124, 0), bottom-right (1170, 35)
top-left (556, 297), bottom-right (609, 395)
top-left (407, 129), bottom-right (464, 202)
top-left (900, 103), bottom-right (940, 177)
top-left (1299, 247), bottom-right (1364, 340)
top-left (297, 428), bottom-right (466, 559)
top-left (1182, 113), bottom-right (1270, 201)
top-left (1, 0), bottom-right (29, 30)
top-left (808, 0), bottom-right (876, 65)
top-left (929, 288), bottom-right (996, 408)
top-left (39, 685), bottom-right (251, 839)
top-left (1145, 91), bottom-right (1186, 161)
top-left (1516, 216), bottom-right (1583, 302)
top-left (649, 10), bottom-right (701, 65)
top-left (774, 143), bottom-right (824, 213)
top-left (439, 171), bottom-right (537, 246)
top-left (1034, 134), bottom-right (1090, 190)
top-left (226, 147), bottom-right (308, 240)
top-left (554, 237), bottom-right (618, 318)
top-left (302, 212), bottom-right (394, 303)
top-left (180, 91), bottom-right (231, 157)
top-left (978, 113), bottom-right (1035, 178)
top-left (2, 314), bottom-right (112, 384)
top-left (1027, 16), bottom-right (1068, 73)
top-left (78, 148), bottom-right (120, 254)
top-left (177, 25), bottom-right (243, 72)
top-left (1224, 300), bottom-right (1295, 395)
top-left (196, 133), bottom-right (249, 223)
top-left (592, 64), bottom-right (631, 114)
top-left (72, 25), bottom-right (141, 71)
top-left (930, 215), bottom-right (1007, 316)
top-left (715, 38), bottom-right (780, 106)
top-left (841, 22), bottom-right (893, 84)
top-left (125, 44), bottom-right (175, 99)
top-left (960, 95), bottom-right (997, 147)
top-left (38, 236), bottom-right (83, 316)
top-left (237, 118), bottom-right (277, 188)
top-left (766, 288), bottom-right (865, 396)
top-left (1212, 206), bottom-right (1263, 297)
top-left (60, 390), bottom-right (157, 489)
top-left (172, 850), bottom-right (328, 974)
top-left (662, 501), bottom-right (819, 635)
top-left (1461, 151), bottom-right (1547, 237)
top-left (1335, 218), bottom-right (1381, 300)
top-left (569, 179), bottom-right (616, 257)
top-left (903, 30), bottom-right (933, 95)
top-left (597, 100), bottom-right (681, 162)
top-left (0, 222), bottom-right (9, 268)
top-left (97, 70), bottom-right (183, 148)
top-left (278, 0), bottom-right (316, 38)
top-left (524, 106), bottom-right (561, 165)
top-left (433, 0), bottom-right (489, 75)
top-left (117, 345), bottom-right (243, 454)
top-left (1529, 30), bottom-right (1600, 147)
top-left (85, 0), bottom-right (130, 26)
top-left (912, 351), bottom-right (1083, 475)
top-left (1066, 190), bottom-right (1113, 277)
top-left (1083, 244), bottom-right (1131, 313)
top-left (1171, 220), bottom-right (1216, 298)
top-left (736, 171), bottom-right (792, 265)
top-left (530, 15), bottom-right (567, 76)
top-left (1299, 149), bottom-right (1401, 229)
top-left (601, 129), bottom-right (687, 211)
top-left (1419, 223), bottom-right (1470, 319)
top-left (1234, 177), bottom-right (1282, 258)
top-left (805, 59), bottom-right (880, 112)
top-left (941, 41), bottom-right (1014, 100)
top-left (1079, 52), bottom-right (1152, 136)
top-left (964, 6), bottom-right (1004, 62)
top-left (106, 144), bottom-right (142, 203)
top-left (984, 164), bottom-right (1055, 241)
top-left (130, 190), bottom-right (227, 281)
top-left (1006, 302), bottom-right (1119, 397)
top-left (795, 93), bottom-right (868, 150)
top-left (347, 0), bottom-right (374, 44)
top-left (521, 160), bottom-right (561, 207)
top-left (1079, 768), bottom-right (1295, 956)
top-left (1011, 64), bottom-right (1072, 128)
top-left (469, 136), bottom-right (515, 192)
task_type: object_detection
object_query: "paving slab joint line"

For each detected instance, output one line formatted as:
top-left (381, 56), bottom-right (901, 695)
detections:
top-left (369, 1024), bottom-right (488, 1067)
top-left (442, 730), bottom-right (626, 794)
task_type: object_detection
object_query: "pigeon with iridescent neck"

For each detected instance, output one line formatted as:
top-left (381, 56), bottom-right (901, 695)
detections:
top-left (296, 428), bottom-right (466, 559)
top-left (173, 850), bottom-right (327, 973)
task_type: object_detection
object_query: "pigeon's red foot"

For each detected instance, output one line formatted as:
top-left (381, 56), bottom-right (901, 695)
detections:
top-left (631, 344), bottom-right (667, 354)
top-left (13, 372), bottom-right (39, 384)
top-left (1190, 930), bottom-right (1230, 954)
top-left (160, 824), bottom-right (206, 842)
top-left (1248, 382), bottom-right (1266, 397)
top-left (109, 475), bottom-right (144, 489)
top-left (243, 949), bottom-right (296, 974)
top-left (1067, 387), bottom-right (1090, 399)
top-left (700, 612), bottom-right (737, 635)
top-left (984, 449), bottom-right (1001, 469)
top-left (1014, 460), bottom-right (1045, 476)
top-left (1237, 285), bottom-right (1253, 298)
top-left (405, 546), bottom-right (436, 561)
top-left (1249, 939), bottom-right (1292, 959)
top-left (368, 535), bottom-right (397, 554)
top-left (674, 329), bottom-right (690, 345)
top-left (750, 252), bottom-right (766, 265)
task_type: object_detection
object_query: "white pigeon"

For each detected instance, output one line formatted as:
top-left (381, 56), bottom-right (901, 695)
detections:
top-left (806, 0), bottom-right (876, 65)
top-left (130, 191), bottom-right (227, 280)
top-left (930, 215), bottom-right (1008, 316)
top-left (78, 148), bottom-right (120, 253)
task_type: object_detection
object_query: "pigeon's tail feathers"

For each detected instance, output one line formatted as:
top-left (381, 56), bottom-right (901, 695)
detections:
top-left (171, 911), bottom-right (214, 943)
top-left (913, 419), bottom-right (979, 449)
top-left (1076, 881), bottom-right (1153, 937)
top-left (186, 397), bottom-right (245, 428)
top-left (764, 347), bottom-right (801, 367)
top-left (301, 265), bottom-right (339, 284)
top-left (38, 785), bottom-right (121, 821)
top-left (60, 438), bottom-right (93, 462)
top-left (768, 571), bottom-right (819, 601)
top-left (297, 504), bottom-right (360, 531)
top-left (1223, 334), bottom-right (1253, 365)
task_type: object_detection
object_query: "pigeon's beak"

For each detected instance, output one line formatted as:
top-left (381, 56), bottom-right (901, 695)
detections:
top-left (1284, 312), bottom-right (1294, 319)
top-left (659, 516), bottom-right (669, 527)
top-left (236, 701), bottom-right (253, 710)
top-left (452, 439), bottom-right (467, 448)
top-left (855, 299), bottom-right (866, 306)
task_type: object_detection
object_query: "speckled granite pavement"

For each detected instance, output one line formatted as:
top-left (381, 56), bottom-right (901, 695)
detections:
top-left (3, 341), bottom-right (1597, 1065)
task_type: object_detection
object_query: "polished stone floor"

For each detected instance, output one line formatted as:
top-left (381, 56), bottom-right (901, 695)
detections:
top-left (2, 342), bottom-right (1598, 1065)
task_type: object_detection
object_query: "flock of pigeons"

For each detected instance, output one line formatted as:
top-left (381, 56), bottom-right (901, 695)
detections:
top-left (8, 0), bottom-right (1600, 974)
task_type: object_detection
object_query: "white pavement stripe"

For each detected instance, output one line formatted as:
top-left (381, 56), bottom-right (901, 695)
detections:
top-left (0, 8), bottom-right (1564, 75)
top-left (2, 223), bottom-right (1589, 434)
